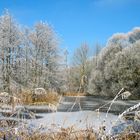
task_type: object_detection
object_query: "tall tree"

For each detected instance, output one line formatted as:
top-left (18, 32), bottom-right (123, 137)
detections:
top-left (29, 22), bottom-right (60, 90)
top-left (72, 43), bottom-right (90, 93)
top-left (0, 10), bottom-right (21, 93)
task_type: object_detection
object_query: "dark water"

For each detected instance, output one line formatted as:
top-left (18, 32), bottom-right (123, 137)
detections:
top-left (57, 96), bottom-right (139, 114)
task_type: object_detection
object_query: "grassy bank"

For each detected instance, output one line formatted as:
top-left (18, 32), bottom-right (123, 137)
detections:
top-left (0, 125), bottom-right (140, 140)
top-left (19, 90), bottom-right (60, 106)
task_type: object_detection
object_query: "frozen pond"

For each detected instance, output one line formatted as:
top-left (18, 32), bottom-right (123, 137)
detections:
top-left (28, 111), bottom-right (118, 132)
top-left (1, 96), bottom-right (139, 134)
top-left (13, 96), bottom-right (140, 133)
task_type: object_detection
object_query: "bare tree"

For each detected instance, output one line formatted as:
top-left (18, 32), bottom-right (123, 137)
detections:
top-left (72, 43), bottom-right (90, 93)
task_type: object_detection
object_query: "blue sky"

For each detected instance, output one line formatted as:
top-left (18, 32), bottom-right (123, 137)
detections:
top-left (0, 0), bottom-right (140, 56)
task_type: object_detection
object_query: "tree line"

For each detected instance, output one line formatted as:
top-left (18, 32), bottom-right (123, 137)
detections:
top-left (69, 28), bottom-right (140, 99)
top-left (0, 10), bottom-right (139, 99)
top-left (88, 28), bottom-right (140, 98)
top-left (0, 10), bottom-right (65, 94)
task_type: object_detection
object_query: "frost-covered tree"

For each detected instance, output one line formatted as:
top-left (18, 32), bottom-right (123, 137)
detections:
top-left (89, 28), bottom-right (140, 98)
top-left (70, 43), bottom-right (91, 93)
top-left (29, 22), bottom-right (61, 90)
top-left (0, 10), bottom-right (64, 94)
top-left (0, 10), bottom-right (21, 93)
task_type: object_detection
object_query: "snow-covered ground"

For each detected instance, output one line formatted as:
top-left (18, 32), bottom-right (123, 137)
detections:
top-left (28, 111), bottom-right (118, 133)
top-left (1, 96), bottom-right (139, 134)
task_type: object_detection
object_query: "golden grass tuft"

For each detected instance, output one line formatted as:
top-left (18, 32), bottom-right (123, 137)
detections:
top-left (20, 89), bottom-right (33, 105)
top-left (63, 92), bottom-right (89, 96)
top-left (19, 89), bottom-right (59, 105)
